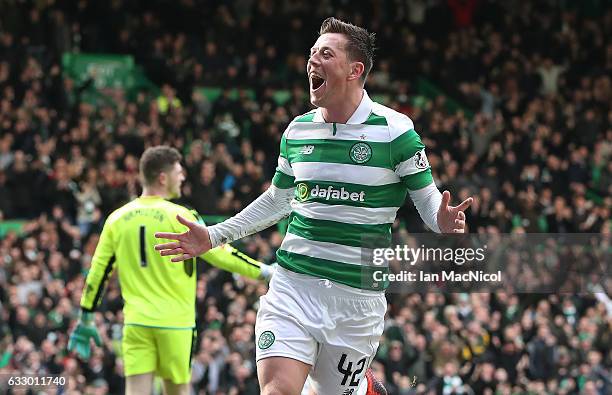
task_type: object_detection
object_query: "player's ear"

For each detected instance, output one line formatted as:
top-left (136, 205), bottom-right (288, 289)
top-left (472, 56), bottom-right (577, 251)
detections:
top-left (158, 171), bottom-right (167, 186)
top-left (347, 61), bottom-right (364, 82)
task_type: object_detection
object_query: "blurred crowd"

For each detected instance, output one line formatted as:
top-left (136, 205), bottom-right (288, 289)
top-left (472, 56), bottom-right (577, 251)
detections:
top-left (0, 0), bottom-right (610, 394)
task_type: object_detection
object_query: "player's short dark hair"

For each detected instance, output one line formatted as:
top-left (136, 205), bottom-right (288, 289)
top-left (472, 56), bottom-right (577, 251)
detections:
top-left (139, 146), bottom-right (182, 186)
top-left (319, 17), bottom-right (376, 84)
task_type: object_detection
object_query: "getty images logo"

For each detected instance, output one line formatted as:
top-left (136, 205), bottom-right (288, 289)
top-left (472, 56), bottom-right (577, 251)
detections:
top-left (296, 183), bottom-right (365, 202)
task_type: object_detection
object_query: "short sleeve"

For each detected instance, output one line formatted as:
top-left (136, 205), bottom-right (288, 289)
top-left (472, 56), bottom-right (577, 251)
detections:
top-left (390, 129), bottom-right (434, 191)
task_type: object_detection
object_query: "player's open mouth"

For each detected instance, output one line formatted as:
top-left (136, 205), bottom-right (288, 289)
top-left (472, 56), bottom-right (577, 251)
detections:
top-left (310, 73), bottom-right (326, 92)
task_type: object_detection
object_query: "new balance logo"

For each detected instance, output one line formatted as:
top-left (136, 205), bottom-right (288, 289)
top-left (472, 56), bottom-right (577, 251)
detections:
top-left (299, 145), bottom-right (315, 155)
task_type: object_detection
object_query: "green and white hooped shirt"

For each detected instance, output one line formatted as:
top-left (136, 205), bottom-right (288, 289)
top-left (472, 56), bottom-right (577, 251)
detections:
top-left (271, 91), bottom-right (434, 291)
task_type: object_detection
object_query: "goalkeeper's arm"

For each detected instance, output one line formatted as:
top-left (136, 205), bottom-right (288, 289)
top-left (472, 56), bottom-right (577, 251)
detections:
top-left (201, 244), bottom-right (275, 280)
top-left (69, 217), bottom-right (116, 359)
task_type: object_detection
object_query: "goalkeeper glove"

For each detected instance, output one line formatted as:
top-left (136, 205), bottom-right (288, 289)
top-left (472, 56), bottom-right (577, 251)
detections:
top-left (68, 311), bottom-right (101, 360)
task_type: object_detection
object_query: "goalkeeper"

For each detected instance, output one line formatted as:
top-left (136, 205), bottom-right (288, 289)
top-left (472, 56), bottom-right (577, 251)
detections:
top-left (68, 146), bottom-right (271, 395)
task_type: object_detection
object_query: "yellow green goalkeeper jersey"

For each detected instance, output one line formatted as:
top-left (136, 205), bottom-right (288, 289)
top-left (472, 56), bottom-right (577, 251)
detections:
top-left (80, 195), bottom-right (262, 328)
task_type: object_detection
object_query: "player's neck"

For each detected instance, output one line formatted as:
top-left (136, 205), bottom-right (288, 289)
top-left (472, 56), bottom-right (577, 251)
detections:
top-left (141, 186), bottom-right (169, 200)
top-left (321, 88), bottom-right (364, 124)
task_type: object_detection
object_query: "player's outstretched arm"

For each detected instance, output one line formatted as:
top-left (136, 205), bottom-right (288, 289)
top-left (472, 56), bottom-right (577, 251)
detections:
top-left (205, 184), bottom-right (293, 248)
top-left (155, 214), bottom-right (212, 262)
top-left (437, 190), bottom-right (473, 233)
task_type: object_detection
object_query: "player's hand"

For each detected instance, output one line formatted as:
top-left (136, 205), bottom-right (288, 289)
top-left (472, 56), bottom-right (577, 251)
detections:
top-left (154, 214), bottom-right (212, 262)
top-left (437, 190), bottom-right (473, 233)
top-left (68, 311), bottom-right (102, 360)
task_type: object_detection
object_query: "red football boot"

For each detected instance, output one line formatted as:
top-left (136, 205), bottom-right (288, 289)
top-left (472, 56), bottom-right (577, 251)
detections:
top-left (365, 367), bottom-right (387, 395)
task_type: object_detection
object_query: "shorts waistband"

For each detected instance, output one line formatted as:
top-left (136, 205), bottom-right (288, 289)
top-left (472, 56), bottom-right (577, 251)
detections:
top-left (275, 266), bottom-right (385, 299)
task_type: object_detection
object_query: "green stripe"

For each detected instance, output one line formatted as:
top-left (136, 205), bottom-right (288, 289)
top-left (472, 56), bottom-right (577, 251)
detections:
top-left (363, 113), bottom-right (388, 126)
top-left (294, 180), bottom-right (407, 208)
top-left (294, 112), bottom-right (316, 122)
top-left (287, 212), bottom-right (392, 248)
top-left (401, 169), bottom-right (433, 190)
top-left (277, 249), bottom-right (389, 290)
top-left (272, 170), bottom-right (295, 188)
top-left (286, 139), bottom-right (391, 168)
top-left (390, 129), bottom-right (424, 165)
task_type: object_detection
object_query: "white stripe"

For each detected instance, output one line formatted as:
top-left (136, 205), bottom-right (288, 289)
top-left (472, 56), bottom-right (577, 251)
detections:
top-left (292, 162), bottom-right (399, 186)
top-left (334, 124), bottom-right (389, 142)
top-left (395, 149), bottom-right (430, 177)
top-left (292, 201), bottom-right (398, 225)
top-left (372, 102), bottom-right (415, 140)
top-left (288, 123), bottom-right (332, 140)
top-left (279, 233), bottom-right (376, 266)
top-left (277, 156), bottom-right (294, 176)
top-left (289, 122), bottom-right (390, 142)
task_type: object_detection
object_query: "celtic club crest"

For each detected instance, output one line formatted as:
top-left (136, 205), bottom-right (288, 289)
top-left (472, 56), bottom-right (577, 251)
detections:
top-left (296, 183), bottom-right (309, 202)
top-left (258, 331), bottom-right (275, 349)
top-left (349, 142), bottom-right (372, 164)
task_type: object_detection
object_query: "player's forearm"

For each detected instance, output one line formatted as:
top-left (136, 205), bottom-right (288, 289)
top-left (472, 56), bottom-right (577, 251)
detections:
top-left (80, 270), bottom-right (107, 311)
top-left (408, 182), bottom-right (442, 233)
top-left (207, 185), bottom-right (294, 247)
top-left (80, 274), bottom-right (104, 312)
top-left (202, 244), bottom-right (263, 279)
top-left (80, 256), bottom-right (116, 311)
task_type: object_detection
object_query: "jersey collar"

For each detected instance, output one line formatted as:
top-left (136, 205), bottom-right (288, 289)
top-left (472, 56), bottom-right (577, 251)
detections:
top-left (139, 195), bottom-right (164, 200)
top-left (312, 90), bottom-right (374, 125)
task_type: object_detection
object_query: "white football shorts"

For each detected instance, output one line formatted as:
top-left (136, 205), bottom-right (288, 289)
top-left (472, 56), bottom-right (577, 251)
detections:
top-left (255, 266), bottom-right (386, 394)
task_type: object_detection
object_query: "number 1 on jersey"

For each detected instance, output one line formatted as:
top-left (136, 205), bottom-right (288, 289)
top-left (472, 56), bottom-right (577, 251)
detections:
top-left (139, 225), bottom-right (147, 267)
